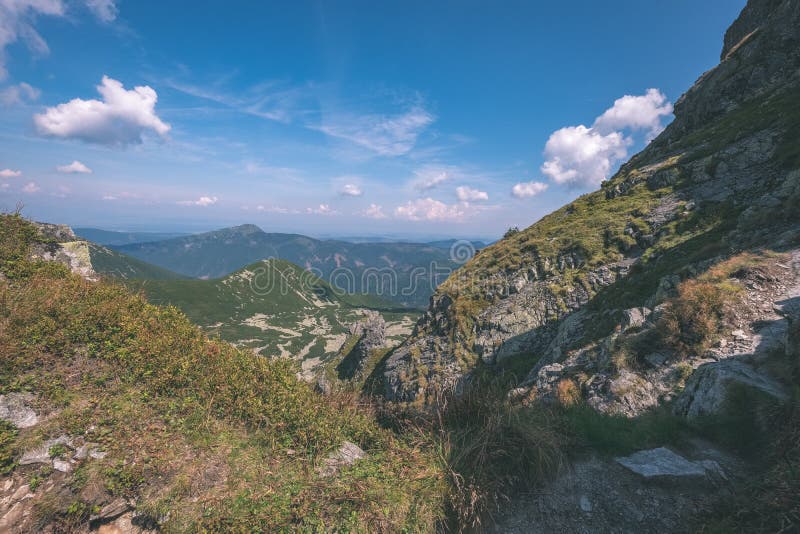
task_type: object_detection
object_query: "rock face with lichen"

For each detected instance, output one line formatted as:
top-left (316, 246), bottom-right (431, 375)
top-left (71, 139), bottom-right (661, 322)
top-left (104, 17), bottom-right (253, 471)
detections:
top-left (28, 222), bottom-right (98, 281)
top-left (382, 0), bottom-right (800, 404)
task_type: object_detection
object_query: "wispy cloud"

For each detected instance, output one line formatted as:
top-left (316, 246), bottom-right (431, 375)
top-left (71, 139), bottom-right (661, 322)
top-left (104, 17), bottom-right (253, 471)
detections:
top-left (411, 164), bottom-right (456, 191)
top-left (177, 195), bottom-right (218, 206)
top-left (0, 82), bottom-right (40, 106)
top-left (0, 0), bottom-right (65, 80)
top-left (361, 203), bottom-right (387, 219)
top-left (315, 104), bottom-right (434, 157)
top-left (22, 181), bottom-right (40, 193)
top-left (0, 168), bottom-right (21, 178)
top-left (306, 204), bottom-right (338, 215)
top-left (85, 0), bottom-right (117, 22)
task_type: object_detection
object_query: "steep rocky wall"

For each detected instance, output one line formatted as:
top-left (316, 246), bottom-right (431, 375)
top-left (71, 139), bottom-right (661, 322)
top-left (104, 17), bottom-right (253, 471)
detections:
top-left (382, 0), bottom-right (800, 403)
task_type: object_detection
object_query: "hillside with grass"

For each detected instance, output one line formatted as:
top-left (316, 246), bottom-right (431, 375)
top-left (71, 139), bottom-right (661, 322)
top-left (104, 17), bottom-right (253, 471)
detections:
top-left (113, 224), bottom-right (464, 308)
top-left (0, 213), bottom-right (452, 531)
top-left (130, 260), bottom-right (419, 378)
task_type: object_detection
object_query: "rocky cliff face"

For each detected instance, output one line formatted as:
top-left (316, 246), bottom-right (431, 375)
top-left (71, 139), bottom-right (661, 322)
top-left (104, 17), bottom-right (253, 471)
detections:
top-left (382, 0), bottom-right (800, 403)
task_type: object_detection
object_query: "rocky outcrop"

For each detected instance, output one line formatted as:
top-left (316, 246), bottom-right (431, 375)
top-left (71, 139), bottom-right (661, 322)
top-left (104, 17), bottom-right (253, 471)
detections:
top-left (337, 311), bottom-right (386, 380)
top-left (382, 0), bottom-right (800, 403)
top-left (673, 358), bottom-right (788, 418)
top-left (29, 222), bottom-right (98, 281)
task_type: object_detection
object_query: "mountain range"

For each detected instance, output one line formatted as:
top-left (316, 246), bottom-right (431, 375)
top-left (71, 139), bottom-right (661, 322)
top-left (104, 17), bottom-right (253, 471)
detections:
top-left (112, 224), bottom-right (476, 307)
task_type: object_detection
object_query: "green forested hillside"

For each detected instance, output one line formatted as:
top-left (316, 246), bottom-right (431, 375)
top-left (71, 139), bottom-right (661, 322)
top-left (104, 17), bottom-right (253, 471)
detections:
top-left (131, 259), bottom-right (419, 375)
top-left (115, 224), bottom-right (462, 307)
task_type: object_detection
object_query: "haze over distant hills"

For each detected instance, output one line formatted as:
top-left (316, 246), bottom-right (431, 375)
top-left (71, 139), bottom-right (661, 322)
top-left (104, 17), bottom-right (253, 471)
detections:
top-left (114, 224), bottom-right (473, 307)
top-left (75, 228), bottom-right (189, 246)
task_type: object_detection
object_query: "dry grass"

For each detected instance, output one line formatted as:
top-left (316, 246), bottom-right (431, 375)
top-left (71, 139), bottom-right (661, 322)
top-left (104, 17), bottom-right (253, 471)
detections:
top-left (0, 213), bottom-right (448, 532)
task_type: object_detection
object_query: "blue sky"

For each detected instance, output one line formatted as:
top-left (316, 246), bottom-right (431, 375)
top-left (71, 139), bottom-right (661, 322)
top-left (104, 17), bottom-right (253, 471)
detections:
top-left (0, 0), bottom-right (745, 239)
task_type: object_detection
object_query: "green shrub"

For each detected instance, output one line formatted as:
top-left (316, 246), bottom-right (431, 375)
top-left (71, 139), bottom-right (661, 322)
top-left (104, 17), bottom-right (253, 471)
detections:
top-left (0, 420), bottom-right (17, 474)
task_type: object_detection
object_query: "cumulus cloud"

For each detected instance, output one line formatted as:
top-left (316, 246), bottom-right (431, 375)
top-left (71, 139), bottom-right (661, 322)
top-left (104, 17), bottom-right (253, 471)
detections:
top-left (455, 186), bottom-right (488, 202)
top-left (57, 160), bottom-right (92, 174)
top-left (256, 205), bottom-right (298, 214)
top-left (315, 104), bottom-right (434, 156)
top-left (540, 89), bottom-right (672, 188)
top-left (339, 183), bottom-right (362, 197)
top-left (22, 181), bottom-right (40, 193)
top-left (306, 204), bottom-right (338, 215)
top-left (0, 82), bottom-right (40, 105)
top-left (511, 181), bottom-right (548, 198)
top-left (34, 75), bottom-right (171, 146)
top-left (85, 0), bottom-right (117, 22)
top-left (593, 88), bottom-right (673, 139)
top-left (0, 168), bottom-right (21, 177)
top-left (394, 198), bottom-right (467, 222)
top-left (177, 196), bottom-right (217, 206)
top-left (0, 0), bottom-right (65, 80)
top-left (362, 203), bottom-right (387, 219)
top-left (541, 126), bottom-right (630, 186)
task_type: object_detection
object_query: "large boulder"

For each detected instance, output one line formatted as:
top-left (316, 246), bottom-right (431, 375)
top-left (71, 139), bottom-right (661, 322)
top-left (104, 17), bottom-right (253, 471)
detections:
top-left (673, 358), bottom-right (787, 419)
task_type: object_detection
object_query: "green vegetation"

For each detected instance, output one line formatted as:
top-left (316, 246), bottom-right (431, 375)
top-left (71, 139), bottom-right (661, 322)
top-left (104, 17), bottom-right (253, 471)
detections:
top-left (88, 243), bottom-right (188, 280)
top-left (114, 224), bottom-right (458, 307)
top-left (0, 420), bottom-right (16, 475)
top-left (128, 260), bottom-right (418, 367)
top-left (0, 212), bottom-right (447, 531)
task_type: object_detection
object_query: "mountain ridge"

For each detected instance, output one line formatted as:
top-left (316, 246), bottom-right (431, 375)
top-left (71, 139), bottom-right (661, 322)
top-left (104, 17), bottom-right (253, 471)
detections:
top-left (381, 0), bottom-right (800, 403)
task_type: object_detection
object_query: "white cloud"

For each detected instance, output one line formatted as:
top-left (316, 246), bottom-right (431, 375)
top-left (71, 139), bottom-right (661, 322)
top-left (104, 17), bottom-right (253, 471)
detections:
top-left (177, 196), bottom-right (217, 206)
top-left (21, 181), bottom-right (40, 193)
top-left (85, 0), bottom-right (117, 22)
top-left (455, 185), bottom-right (488, 201)
top-left (362, 203), bottom-right (387, 219)
top-left (306, 204), bottom-right (338, 215)
top-left (315, 105), bottom-right (434, 156)
top-left (0, 82), bottom-right (40, 105)
top-left (541, 125), bottom-right (630, 187)
top-left (57, 160), bottom-right (92, 174)
top-left (540, 89), bottom-right (672, 188)
top-left (339, 183), bottom-right (362, 197)
top-left (102, 194), bottom-right (117, 200)
top-left (593, 88), bottom-right (673, 139)
top-left (412, 165), bottom-right (455, 191)
top-left (0, 168), bottom-right (21, 177)
top-left (1, 183), bottom-right (9, 189)
top-left (394, 198), bottom-right (466, 222)
top-left (34, 75), bottom-right (171, 146)
top-left (511, 181), bottom-right (549, 198)
top-left (0, 0), bottom-right (65, 80)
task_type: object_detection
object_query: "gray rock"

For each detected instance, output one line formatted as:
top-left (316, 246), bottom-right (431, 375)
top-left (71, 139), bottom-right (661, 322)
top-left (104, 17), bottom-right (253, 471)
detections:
top-left (52, 459), bottom-right (72, 473)
top-left (19, 435), bottom-right (73, 465)
top-left (615, 448), bottom-right (707, 479)
top-left (0, 393), bottom-right (39, 428)
top-left (673, 358), bottom-right (788, 419)
top-left (319, 441), bottom-right (367, 477)
top-left (90, 498), bottom-right (130, 522)
top-left (621, 307), bottom-right (651, 331)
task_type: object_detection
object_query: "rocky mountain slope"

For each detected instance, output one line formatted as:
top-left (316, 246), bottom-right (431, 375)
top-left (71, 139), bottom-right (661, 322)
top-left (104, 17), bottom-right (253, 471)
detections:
top-left (381, 0), bottom-right (800, 404)
top-left (132, 260), bottom-right (418, 378)
top-left (114, 224), bottom-right (467, 308)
